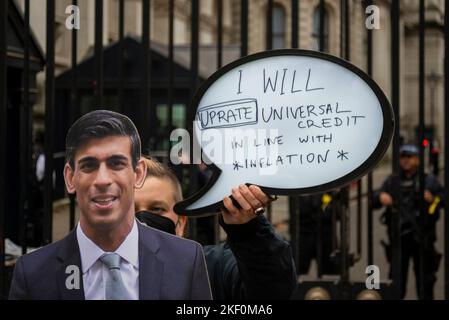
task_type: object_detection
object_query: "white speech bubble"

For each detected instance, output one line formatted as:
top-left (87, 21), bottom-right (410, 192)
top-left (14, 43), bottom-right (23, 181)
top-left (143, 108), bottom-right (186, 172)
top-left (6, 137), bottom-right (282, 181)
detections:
top-left (174, 50), bottom-right (394, 216)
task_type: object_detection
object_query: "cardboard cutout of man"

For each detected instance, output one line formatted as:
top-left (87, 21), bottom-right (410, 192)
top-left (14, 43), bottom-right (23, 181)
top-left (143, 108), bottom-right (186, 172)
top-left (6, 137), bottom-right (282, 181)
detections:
top-left (9, 110), bottom-right (212, 300)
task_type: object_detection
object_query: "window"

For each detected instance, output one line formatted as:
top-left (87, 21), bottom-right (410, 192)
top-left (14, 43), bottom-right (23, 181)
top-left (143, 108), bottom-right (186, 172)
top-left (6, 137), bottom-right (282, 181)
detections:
top-left (272, 5), bottom-right (286, 49)
top-left (312, 6), bottom-right (329, 52)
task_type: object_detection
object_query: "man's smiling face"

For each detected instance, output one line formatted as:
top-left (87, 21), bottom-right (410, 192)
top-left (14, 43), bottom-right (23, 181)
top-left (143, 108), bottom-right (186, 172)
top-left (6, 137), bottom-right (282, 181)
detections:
top-left (64, 135), bottom-right (142, 231)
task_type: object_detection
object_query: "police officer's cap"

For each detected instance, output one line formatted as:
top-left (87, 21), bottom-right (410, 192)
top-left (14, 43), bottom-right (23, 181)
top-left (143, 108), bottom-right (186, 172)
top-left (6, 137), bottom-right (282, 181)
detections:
top-left (399, 144), bottom-right (419, 156)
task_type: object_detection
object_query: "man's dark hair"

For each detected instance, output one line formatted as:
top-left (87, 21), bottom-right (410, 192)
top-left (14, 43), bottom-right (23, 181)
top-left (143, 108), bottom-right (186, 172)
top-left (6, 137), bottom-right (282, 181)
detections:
top-left (65, 110), bottom-right (141, 169)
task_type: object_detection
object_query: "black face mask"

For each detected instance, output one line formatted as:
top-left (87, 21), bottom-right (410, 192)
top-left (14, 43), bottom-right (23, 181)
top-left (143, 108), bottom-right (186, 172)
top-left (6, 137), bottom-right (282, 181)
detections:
top-left (136, 211), bottom-right (177, 235)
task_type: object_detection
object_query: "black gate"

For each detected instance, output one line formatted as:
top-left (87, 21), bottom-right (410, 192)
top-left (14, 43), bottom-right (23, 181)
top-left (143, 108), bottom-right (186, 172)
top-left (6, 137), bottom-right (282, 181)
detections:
top-left (1, 0), bottom-right (449, 300)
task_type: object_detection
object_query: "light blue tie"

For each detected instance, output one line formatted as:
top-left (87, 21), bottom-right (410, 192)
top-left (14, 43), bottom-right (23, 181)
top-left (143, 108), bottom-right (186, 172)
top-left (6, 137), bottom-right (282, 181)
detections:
top-left (100, 252), bottom-right (127, 300)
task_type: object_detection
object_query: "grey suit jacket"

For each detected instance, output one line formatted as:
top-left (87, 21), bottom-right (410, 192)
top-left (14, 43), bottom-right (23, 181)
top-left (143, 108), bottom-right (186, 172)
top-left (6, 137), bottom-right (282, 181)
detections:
top-left (9, 221), bottom-right (212, 300)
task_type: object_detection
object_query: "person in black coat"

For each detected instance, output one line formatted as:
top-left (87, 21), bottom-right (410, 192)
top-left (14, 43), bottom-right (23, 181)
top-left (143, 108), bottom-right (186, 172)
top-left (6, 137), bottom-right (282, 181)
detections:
top-left (373, 144), bottom-right (443, 300)
top-left (134, 157), bottom-right (297, 300)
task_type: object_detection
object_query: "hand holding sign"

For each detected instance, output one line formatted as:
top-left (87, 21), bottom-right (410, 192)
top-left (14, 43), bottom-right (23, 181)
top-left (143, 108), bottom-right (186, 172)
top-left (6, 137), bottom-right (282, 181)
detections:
top-left (174, 50), bottom-right (394, 216)
top-left (222, 184), bottom-right (272, 225)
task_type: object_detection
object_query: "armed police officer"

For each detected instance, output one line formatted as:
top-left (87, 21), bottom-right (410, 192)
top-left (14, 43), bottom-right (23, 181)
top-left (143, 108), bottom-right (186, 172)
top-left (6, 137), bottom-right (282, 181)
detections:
top-left (374, 144), bottom-right (443, 300)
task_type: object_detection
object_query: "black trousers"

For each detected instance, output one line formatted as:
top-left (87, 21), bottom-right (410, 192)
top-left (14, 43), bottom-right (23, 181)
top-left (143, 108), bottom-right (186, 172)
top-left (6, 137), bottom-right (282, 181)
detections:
top-left (389, 233), bottom-right (440, 300)
top-left (298, 232), bottom-right (338, 275)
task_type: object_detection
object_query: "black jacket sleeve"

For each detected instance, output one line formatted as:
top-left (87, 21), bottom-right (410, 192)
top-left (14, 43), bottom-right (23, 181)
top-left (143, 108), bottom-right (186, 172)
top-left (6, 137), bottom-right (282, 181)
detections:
top-left (373, 175), bottom-right (396, 209)
top-left (426, 174), bottom-right (444, 204)
top-left (204, 215), bottom-right (297, 300)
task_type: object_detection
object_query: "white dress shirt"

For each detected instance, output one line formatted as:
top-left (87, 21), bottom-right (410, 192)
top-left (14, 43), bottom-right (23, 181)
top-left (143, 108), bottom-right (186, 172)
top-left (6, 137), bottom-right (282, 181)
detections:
top-left (76, 219), bottom-right (140, 300)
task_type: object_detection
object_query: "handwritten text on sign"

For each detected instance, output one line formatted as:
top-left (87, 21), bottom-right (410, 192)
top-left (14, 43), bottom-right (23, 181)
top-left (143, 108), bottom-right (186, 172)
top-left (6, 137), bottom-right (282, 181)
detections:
top-left (177, 52), bottom-right (393, 214)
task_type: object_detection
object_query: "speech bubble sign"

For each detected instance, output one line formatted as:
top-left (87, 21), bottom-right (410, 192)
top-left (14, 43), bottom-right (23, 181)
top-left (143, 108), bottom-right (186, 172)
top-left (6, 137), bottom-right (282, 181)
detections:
top-left (174, 49), bottom-right (394, 217)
